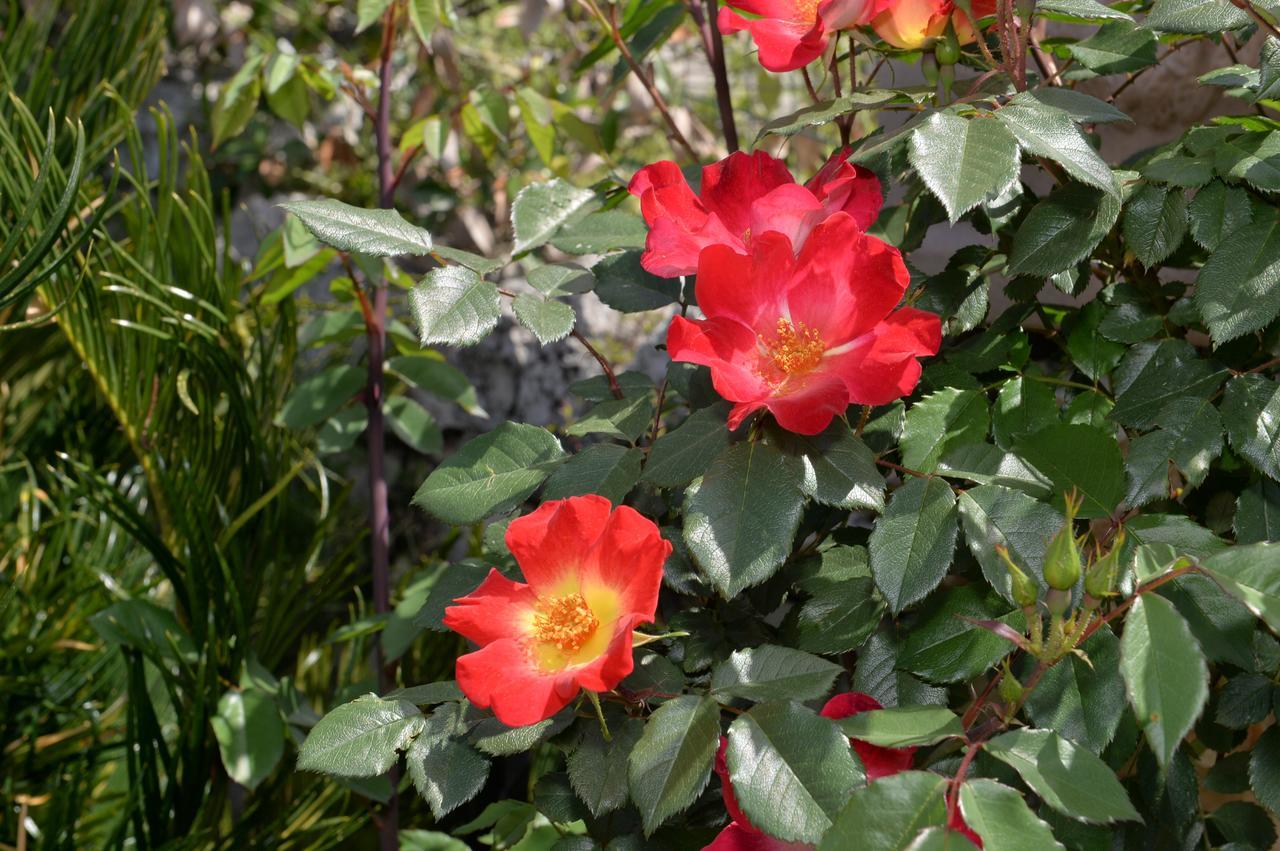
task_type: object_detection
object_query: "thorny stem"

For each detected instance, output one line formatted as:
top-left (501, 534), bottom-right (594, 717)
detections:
top-left (370, 7), bottom-right (399, 849)
top-left (946, 740), bottom-right (984, 829)
top-left (579, 0), bottom-right (697, 160)
top-left (572, 330), bottom-right (624, 400)
top-left (1229, 0), bottom-right (1280, 38)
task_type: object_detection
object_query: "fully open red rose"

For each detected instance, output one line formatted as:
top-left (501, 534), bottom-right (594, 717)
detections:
top-left (707, 693), bottom-right (981, 850)
top-left (666, 213), bottom-right (940, 435)
top-left (628, 149), bottom-right (881, 278)
top-left (443, 495), bottom-right (671, 727)
top-left (718, 0), bottom-right (894, 72)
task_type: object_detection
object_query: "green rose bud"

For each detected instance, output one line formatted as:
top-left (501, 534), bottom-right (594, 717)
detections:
top-left (997, 544), bottom-right (1038, 609)
top-left (1043, 492), bottom-right (1083, 592)
top-left (935, 26), bottom-right (961, 67)
top-left (1085, 529), bottom-right (1125, 601)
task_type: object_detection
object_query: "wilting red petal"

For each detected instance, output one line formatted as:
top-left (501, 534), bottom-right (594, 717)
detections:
top-left (820, 692), bottom-right (918, 782)
top-left (718, 6), bottom-right (830, 73)
top-left (454, 638), bottom-right (581, 727)
top-left (806, 148), bottom-right (883, 231)
top-left (441, 568), bottom-right (537, 647)
top-left (504, 496), bottom-right (613, 597)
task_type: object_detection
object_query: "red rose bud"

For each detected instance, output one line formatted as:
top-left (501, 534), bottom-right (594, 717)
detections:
top-left (443, 496), bottom-right (670, 727)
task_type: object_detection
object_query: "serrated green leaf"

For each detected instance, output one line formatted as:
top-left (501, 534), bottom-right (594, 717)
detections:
top-left (1035, 0), bottom-right (1134, 21)
top-left (543, 444), bottom-right (643, 503)
top-left (592, 250), bottom-right (681, 312)
top-left (1007, 185), bottom-right (1122, 276)
top-left (1109, 339), bottom-right (1225, 429)
top-left (711, 645), bottom-right (842, 703)
top-left (511, 179), bottom-right (600, 255)
top-left (1124, 398), bottom-right (1223, 507)
top-left (902, 388), bottom-right (990, 473)
top-left (1122, 183), bottom-right (1188, 268)
top-left (386, 395), bottom-right (443, 455)
top-left (1250, 726), bottom-right (1280, 816)
top-left (838, 706), bottom-right (962, 748)
top-left (549, 210), bottom-right (647, 254)
top-left (1119, 594), bottom-right (1209, 768)
top-left (356, 0), bottom-right (394, 32)
top-left (527, 262), bottom-right (593, 297)
top-left (996, 101), bottom-right (1118, 195)
top-left (785, 421), bottom-right (886, 511)
top-left (818, 771), bottom-right (948, 851)
top-left (1195, 208), bottom-right (1280, 342)
top-left (412, 422), bottom-right (565, 523)
top-left (1188, 181), bottom-right (1254, 251)
top-left (1066, 22), bottom-right (1157, 75)
top-left (410, 266), bottom-right (501, 347)
top-left (1214, 131), bottom-right (1280, 192)
top-left (298, 695), bottom-right (424, 776)
top-left (960, 778), bottom-right (1066, 851)
top-left (869, 476), bottom-right (959, 614)
top-left (642, 405), bottom-right (731, 488)
top-left (936, 444), bottom-right (1053, 497)
top-left (783, 574), bottom-right (885, 655)
top-left (212, 688), bottom-right (285, 791)
top-left (1237, 480), bottom-right (1280, 543)
top-left (909, 111), bottom-right (1020, 222)
top-left (959, 484), bottom-right (1063, 601)
top-left (1024, 628), bottom-right (1125, 753)
top-left (898, 584), bottom-right (1020, 683)
top-left (1201, 543), bottom-right (1280, 634)
top-left (565, 395), bottom-right (654, 441)
top-left (388, 354), bottom-right (486, 417)
top-left (1145, 0), bottom-right (1252, 31)
top-left (512, 293), bottom-right (575, 344)
top-left (212, 54), bottom-right (265, 148)
top-left (993, 377), bottom-right (1059, 450)
top-left (1222, 374), bottom-right (1280, 479)
top-left (407, 707), bottom-right (489, 819)
top-left (683, 442), bottom-right (805, 598)
top-left (1016, 88), bottom-right (1131, 124)
top-left (984, 728), bottom-right (1140, 822)
top-left (1014, 424), bottom-right (1125, 519)
top-left (567, 713), bottom-right (644, 817)
top-left (628, 695), bottom-right (720, 834)
top-left (727, 701), bottom-right (864, 844)
top-left (280, 199), bottom-right (434, 256)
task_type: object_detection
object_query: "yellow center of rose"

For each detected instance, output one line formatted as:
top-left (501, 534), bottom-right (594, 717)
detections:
top-left (763, 318), bottom-right (825, 375)
top-left (794, 0), bottom-right (821, 21)
top-left (532, 593), bottom-right (599, 654)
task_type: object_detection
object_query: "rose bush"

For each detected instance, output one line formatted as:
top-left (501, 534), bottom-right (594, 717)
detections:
top-left (286, 1), bottom-right (1280, 849)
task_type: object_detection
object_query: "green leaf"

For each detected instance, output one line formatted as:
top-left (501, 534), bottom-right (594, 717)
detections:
top-left (512, 293), bottom-right (575, 344)
top-left (818, 771), bottom-right (948, 851)
top-left (316, 408), bottom-right (367, 454)
top-left (1119, 593), bottom-right (1209, 768)
top-left (1194, 207), bottom-right (1280, 342)
top-left (549, 210), bottom-right (647, 254)
top-left (909, 111), bottom-right (1020, 222)
top-left (787, 421), bottom-right (887, 511)
top-left (960, 779), bottom-right (1066, 851)
top-left (641, 405), bottom-right (730, 488)
top-left (543, 444), bottom-right (643, 503)
top-left (412, 422), bottom-right (565, 524)
top-left (1007, 185), bottom-right (1122, 276)
top-left (388, 354), bottom-right (486, 417)
top-left (410, 266), bottom-right (501, 347)
top-left (995, 101), bottom-right (1118, 196)
top-left (1145, 0), bottom-right (1252, 31)
top-left (212, 688), bottom-right (285, 791)
top-left (783, 573), bottom-right (885, 655)
top-left (527, 262), bottom-right (593, 297)
top-left (565, 395), bottom-right (654, 442)
top-left (727, 701), bottom-right (864, 844)
top-left (959, 484), bottom-right (1064, 600)
top-left (407, 707), bottom-right (489, 819)
top-left (298, 695), bottom-right (425, 777)
top-left (407, 0), bottom-right (443, 46)
top-left (983, 729), bottom-right (1140, 822)
top-left (1016, 88), bottom-right (1131, 124)
top-left (869, 475), bottom-right (960, 614)
top-left (1109, 339), bottom-right (1225, 429)
top-left (936, 444), bottom-right (1053, 497)
top-left (1188, 181), bottom-right (1254, 251)
top-left (901, 388), bottom-right (990, 473)
top-left (1065, 22), bottom-right (1157, 75)
top-left (627, 695), bottom-right (720, 834)
top-left (432, 244), bottom-right (502, 274)
top-left (993, 377), bottom-right (1058, 450)
top-left (277, 364), bottom-right (366, 429)
top-left (386, 682), bottom-right (464, 705)
top-left (592, 250), bottom-right (681, 312)
top-left (1216, 673), bottom-right (1273, 728)
top-left (1237, 480), bottom-right (1280, 544)
top-left (212, 54), bottom-right (265, 148)
top-left (838, 706), bottom-right (963, 748)
top-left (280, 199), bottom-right (434, 256)
top-left (1122, 183), bottom-right (1188, 268)
top-left (567, 713), bottom-right (644, 818)
top-left (1250, 726), bottom-right (1280, 816)
top-left (385, 395), bottom-right (443, 455)
top-left (1222, 374), bottom-right (1280, 479)
top-left (1214, 131), bottom-right (1280, 192)
top-left (1035, 0), bottom-right (1134, 21)
top-left (683, 442), bottom-right (805, 598)
top-left (511, 179), bottom-right (599, 255)
top-left (898, 584), bottom-right (1020, 683)
top-left (711, 645), bottom-right (842, 703)
top-left (1124, 398), bottom-right (1223, 507)
top-left (1023, 628), bottom-right (1125, 753)
top-left (1201, 543), bottom-right (1280, 634)
top-left (1014, 424), bottom-right (1125, 519)
top-left (356, 0), bottom-right (395, 32)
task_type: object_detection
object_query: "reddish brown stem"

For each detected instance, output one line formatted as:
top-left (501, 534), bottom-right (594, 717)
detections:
top-left (686, 0), bottom-right (739, 152)
top-left (572, 329), bottom-right (624, 400)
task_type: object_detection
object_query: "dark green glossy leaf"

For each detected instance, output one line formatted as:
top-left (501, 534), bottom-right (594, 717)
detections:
top-left (711, 645), bottom-right (842, 703)
top-left (1015, 424), bottom-right (1125, 519)
top-left (411, 266), bottom-right (501, 347)
top-left (628, 695), bottom-right (720, 834)
top-left (1222, 374), bottom-right (1280, 480)
top-left (869, 476), bottom-right (959, 613)
top-left (1195, 208), bottom-right (1280, 343)
top-left (909, 110), bottom-right (1020, 222)
top-left (901, 388), bottom-right (990, 473)
top-left (837, 706), bottom-right (963, 748)
top-left (960, 778), bottom-right (1066, 851)
top-left (818, 771), bottom-right (948, 851)
top-left (984, 729), bottom-right (1140, 822)
top-left (959, 484), bottom-right (1064, 600)
top-left (1024, 628), bottom-right (1125, 753)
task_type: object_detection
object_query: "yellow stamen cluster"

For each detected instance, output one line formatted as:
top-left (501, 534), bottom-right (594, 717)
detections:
top-left (532, 593), bottom-right (599, 654)
top-left (762, 318), bottom-right (825, 375)
top-left (794, 0), bottom-right (821, 21)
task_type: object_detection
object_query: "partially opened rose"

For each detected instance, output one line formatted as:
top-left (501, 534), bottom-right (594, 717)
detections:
top-left (871, 0), bottom-right (996, 49)
top-left (706, 693), bottom-right (982, 850)
top-left (717, 0), bottom-right (893, 71)
top-left (666, 213), bottom-right (940, 435)
top-left (628, 149), bottom-right (882, 278)
top-left (443, 495), bottom-right (671, 727)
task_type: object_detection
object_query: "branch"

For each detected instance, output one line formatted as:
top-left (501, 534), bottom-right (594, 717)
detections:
top-left (685, 0), bottom-right (739, 152)
top-left (571, 329), bottom-right (624, 400)
top-left (1230, 0), bottom-right (1280, 38)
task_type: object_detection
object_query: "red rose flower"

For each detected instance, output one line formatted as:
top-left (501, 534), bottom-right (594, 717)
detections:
top-left (717, 0), bottom-right (894, 72)
top-left (666, 213), bottom-right (940, 435)
top-left (628, 149), bottom-right (882, 278)
top-left (871, 0), bottom-right (997, 49)
top-left (707, 693), bottom-right (981, 850)
top-left (443, 495), bottom-right (671, 727)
